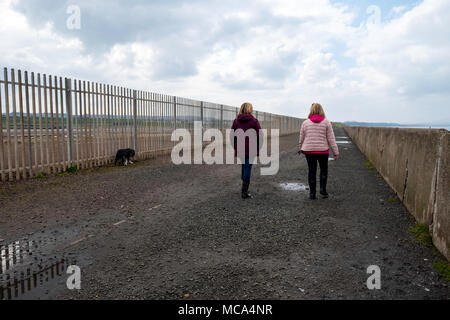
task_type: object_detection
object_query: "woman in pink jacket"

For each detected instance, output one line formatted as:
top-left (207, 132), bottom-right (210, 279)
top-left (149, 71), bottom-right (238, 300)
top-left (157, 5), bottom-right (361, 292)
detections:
top-left (299, 103), bottom-right (339, 200)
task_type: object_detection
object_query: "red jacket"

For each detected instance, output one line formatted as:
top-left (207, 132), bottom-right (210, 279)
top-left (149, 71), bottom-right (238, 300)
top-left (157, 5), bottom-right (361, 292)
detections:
top-left (231, 114), bottom-right (263, 158)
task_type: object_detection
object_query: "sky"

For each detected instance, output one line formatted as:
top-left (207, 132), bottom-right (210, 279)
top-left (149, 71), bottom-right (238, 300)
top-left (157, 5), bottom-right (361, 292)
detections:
top-left (0, 0), bottom-right (449, 124)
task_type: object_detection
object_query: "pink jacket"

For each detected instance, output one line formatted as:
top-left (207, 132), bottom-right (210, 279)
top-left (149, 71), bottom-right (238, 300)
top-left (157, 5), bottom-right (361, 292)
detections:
top-left (299, 115), bottom-right (339, 155)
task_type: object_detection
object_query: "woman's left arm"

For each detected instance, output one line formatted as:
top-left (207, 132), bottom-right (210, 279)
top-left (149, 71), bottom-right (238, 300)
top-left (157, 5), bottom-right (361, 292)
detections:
top-left (327, 121), bottom-right (339, 157)
top-left (256, 119), bottom-right (264, 150)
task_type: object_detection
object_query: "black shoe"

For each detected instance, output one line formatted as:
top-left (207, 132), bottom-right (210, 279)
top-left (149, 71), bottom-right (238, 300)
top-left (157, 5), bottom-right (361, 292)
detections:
top-left (242, 180), bottom-right (252, 199)
top-left (320, 189), bottom-right (329, 198)
top-left (242, 192), bottom-right (251, 199)
top-left (320, 174), bottom-right (328, 198)
top-left (308, 178), bottom-right (316, 200)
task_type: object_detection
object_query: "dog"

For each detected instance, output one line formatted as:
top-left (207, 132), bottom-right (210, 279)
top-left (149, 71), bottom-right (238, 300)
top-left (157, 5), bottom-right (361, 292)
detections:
top-left (114, 148), bottom-right (135, 166)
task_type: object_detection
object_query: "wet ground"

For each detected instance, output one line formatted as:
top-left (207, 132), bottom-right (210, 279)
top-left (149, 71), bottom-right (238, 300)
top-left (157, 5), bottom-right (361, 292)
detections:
top-left (0, 127), bottom-right (448, 300)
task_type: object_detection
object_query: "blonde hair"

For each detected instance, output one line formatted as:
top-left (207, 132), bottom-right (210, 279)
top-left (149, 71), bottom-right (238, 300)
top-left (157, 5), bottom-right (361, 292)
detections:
top-left (308, 103), bottom-right (326, 118)
top-left (239, 102), bottom-right (253, 115)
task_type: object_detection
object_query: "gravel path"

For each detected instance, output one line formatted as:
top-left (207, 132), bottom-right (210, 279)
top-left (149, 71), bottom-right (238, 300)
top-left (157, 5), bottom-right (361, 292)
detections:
top-left (0, 127), bottom-right (448, 300)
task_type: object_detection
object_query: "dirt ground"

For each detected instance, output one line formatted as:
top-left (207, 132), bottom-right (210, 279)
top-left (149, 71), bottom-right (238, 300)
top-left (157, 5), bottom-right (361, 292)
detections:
top-left (0, 127), bottom-right (448, 300)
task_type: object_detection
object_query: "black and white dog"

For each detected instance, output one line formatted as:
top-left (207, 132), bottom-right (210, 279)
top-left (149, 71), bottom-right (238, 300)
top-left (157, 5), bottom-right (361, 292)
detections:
top-left (114, 148), bottom-right (135, 166)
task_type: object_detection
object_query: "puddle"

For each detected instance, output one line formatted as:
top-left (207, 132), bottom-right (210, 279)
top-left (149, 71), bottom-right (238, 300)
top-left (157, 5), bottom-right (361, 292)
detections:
top-left (279, 182), bottom-right (309, 191)
top-left (328, 158), bottom-right (335, 161)
top-left (1, 240), bottom-right (34, 274)
top-left (336, 141), bottom-right (352, 144)
top-left (1, 256), bottom-right (75, 300)
top-left (336, 136), bottom-right (350, 139)
top-left (1, 238), bottom-right (77, 300)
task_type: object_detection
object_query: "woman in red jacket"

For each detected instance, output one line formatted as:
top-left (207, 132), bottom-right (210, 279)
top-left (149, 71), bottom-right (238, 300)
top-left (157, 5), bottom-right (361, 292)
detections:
top-left (231, 102), bottom-right (263, 199)
top-left (299, 103), bottom-right (339, 200)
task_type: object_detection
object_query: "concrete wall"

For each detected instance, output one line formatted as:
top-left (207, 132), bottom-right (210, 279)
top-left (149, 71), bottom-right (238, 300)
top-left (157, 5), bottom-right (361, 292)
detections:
top-left (345, 126), bottom-right (449, 261)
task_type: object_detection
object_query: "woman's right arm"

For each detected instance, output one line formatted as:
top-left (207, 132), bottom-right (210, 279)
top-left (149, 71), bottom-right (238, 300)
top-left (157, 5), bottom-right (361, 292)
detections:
top-left (299, 122), bottom-right (306, 151)
top-left (230, 119), bottom-right (237, 148)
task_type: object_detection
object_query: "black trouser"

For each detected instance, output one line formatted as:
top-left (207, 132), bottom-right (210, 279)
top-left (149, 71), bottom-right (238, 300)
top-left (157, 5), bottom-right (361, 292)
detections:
top-left (305, 154), bottom-right (328, 194)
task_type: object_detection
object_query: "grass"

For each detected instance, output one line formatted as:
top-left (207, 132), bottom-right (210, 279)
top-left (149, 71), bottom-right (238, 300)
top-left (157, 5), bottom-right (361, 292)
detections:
top-left (66, 165), bottom-right (78, 173)
top-left (432, 262), bottom-right (450, 282)
top-left (387, 196), bottom-right (398, 203)
top-left (36, 173), bottom-right (45, 179)
top-left (58, 165), bottom-right (78, 177)
top-left (58, 172), bottom-right (70, 177)
top-left (409, 223), bottom-right (433, 246)
top-left (408, 223), bottom-right (450, 282)
top-left (364, 161), bottom-right (376, 171)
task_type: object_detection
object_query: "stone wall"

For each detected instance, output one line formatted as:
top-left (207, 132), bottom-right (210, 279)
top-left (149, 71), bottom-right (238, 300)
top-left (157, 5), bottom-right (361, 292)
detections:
top-left (345, 126), bottom-right (449, 261)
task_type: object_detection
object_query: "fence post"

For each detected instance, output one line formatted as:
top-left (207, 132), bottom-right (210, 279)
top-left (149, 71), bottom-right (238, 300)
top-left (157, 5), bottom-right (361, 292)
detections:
top-left (220, 104), bottom-right (223, 133)
top-left (65, 78), bottom-right (73, 166)
top-left (280, 117), bottom-right (282, 135)
top-left (200, 101), bottom-right (204, 135)
top-left (268, 113), bottom-right (271, 139)
top-left (133, 90), bottom-right (137, 152)
top-left (173, 96), bottom-right (177, 130)
top-left (24, 71), bottom-right (33, 177)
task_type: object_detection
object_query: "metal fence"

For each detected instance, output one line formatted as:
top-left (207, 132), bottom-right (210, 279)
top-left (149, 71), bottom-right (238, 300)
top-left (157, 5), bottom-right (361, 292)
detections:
top-left (0, 67), bottom-right (302, 181)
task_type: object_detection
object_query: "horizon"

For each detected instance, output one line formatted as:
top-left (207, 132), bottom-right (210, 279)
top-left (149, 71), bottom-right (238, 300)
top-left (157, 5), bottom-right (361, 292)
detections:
top-left (2, 110), bottom-right (449, 128)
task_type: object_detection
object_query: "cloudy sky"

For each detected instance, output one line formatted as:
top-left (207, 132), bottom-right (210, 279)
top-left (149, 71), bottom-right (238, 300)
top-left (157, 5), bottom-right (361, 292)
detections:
top-left (1, 0), bottom-right (449, 124)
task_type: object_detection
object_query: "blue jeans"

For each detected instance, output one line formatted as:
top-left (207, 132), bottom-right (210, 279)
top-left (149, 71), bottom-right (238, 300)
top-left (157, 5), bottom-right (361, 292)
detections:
top-left (241, 158), bottom-right (253, 182)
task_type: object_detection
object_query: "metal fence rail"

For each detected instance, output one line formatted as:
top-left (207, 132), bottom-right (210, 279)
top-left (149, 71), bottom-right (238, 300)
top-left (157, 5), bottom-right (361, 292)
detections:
top-left (0, 67), bottom-right (303, 181)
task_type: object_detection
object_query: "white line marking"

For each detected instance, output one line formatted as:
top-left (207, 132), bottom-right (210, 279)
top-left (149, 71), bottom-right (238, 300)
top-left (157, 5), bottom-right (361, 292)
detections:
top-left (113, 220), bottom-right (127, 226)
top-left (69, 234), bottom-right (94, 247)
top-left (69, 237), bottom-right (87, 246)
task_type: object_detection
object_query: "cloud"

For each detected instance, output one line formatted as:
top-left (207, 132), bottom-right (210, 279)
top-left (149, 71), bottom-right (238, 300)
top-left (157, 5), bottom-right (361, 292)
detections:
top-left (0, 0), bottom-right (88, 73)
top-left (1, 0), bottom-right (449, 124)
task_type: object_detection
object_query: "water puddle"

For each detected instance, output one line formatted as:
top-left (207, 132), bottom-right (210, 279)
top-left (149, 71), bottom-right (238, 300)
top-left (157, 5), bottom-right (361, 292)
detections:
top-left (1, 240), bottom-right (34, 274)
top-left (336, 141), bottom-right (352, 144)
top-left (1, 238), bottom-right (77, 300)
top-left (279, 182), bottom-right (309, 191)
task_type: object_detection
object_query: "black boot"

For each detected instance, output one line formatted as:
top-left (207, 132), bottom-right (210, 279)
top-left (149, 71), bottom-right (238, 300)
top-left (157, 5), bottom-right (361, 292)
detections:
top-left (242, 180), bottom-right (252, 199)
top-left (308, 178), bottom-right (316, 200)
top-left (320, 174), bottom-right (329, 198)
